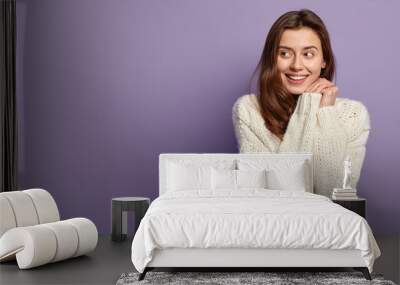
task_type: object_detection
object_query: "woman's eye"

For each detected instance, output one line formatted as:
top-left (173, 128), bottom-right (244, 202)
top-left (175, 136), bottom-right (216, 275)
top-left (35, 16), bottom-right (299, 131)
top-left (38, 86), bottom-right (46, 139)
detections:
top-left (280, 51), bottom-right (291, 58)
top-left (304, 52), bottom-right (314, 58)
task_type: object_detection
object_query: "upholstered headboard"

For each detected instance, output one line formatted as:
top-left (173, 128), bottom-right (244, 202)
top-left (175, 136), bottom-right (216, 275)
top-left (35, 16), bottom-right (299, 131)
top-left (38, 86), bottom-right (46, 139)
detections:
top-left (159, 153), bottom-right (313, 195)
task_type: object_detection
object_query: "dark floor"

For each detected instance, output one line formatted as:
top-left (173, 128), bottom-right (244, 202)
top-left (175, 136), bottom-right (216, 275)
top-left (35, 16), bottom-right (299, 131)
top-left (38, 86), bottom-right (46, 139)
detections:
top-left (0, 235), bottom-right (399, 285)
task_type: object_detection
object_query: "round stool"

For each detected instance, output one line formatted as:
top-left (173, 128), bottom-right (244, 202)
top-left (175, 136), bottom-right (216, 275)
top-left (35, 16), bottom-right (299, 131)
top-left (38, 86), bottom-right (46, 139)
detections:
top-left (111, 197), bottom-right (150, 242)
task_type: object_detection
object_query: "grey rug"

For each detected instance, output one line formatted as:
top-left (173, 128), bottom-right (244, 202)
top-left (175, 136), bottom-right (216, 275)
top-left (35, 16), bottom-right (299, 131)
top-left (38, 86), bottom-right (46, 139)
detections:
top-left (116, 271), bottom-right (396, 285)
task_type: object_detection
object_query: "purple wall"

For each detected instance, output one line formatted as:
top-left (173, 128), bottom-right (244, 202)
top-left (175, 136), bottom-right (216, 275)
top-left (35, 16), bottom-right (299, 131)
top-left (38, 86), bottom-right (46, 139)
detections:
top-left (16, 0), bottom-right (400, 234)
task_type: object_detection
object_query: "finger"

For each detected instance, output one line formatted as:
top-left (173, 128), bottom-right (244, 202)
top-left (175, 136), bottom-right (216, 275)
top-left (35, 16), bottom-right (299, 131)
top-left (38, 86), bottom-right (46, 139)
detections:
top-left (314, 79), bottom-right (335, 92)
top-left (309, 81), bottom-right (333, 93)
top-left (315, 82), bottom-right (335, 93)
top-left (306, 78), bottom-right (333, 93)
top-left (305, 78), bottom-right (324, 92)
top-left (314, 78), bottom-right (335, 92)
top-left (322, 86), bottom-right (339, 97)
top-left (321, 87), bottom-right (338, 100)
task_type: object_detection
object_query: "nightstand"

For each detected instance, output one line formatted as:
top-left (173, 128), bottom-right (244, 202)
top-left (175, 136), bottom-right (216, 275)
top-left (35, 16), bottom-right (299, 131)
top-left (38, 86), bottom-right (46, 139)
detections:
top-left (332, 198), bottom-right (366, 218)
top-left (111, 197), bottom-right (150, 242)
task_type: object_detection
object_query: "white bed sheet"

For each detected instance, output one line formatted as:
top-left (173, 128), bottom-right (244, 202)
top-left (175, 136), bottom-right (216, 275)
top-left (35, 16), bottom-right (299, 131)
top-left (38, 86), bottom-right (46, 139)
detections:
top-left (131, 189), bottom-right (380, 273)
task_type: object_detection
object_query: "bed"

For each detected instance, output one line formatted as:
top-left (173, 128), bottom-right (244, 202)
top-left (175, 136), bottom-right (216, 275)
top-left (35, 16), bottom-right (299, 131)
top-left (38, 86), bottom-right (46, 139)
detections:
top-left (131, 153), bottom-right (381, 281)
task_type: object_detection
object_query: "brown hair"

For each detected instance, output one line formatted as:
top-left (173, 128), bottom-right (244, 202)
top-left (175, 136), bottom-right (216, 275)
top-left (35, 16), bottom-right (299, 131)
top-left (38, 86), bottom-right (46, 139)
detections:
top-left (253, 9), bottom-right (335, 140)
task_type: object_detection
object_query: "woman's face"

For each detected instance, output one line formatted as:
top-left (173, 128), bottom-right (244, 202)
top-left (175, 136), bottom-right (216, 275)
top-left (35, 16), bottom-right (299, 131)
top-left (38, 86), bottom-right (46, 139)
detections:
top-left (277, 27), bottom-right (326, 95)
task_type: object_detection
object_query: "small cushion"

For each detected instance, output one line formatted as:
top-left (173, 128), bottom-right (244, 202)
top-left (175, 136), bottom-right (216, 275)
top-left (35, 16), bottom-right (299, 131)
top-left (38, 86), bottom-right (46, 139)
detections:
top-left (237, 169), bottom-right (268, 188)
top-left (211, 168), bottom-right (237, 190)
top-left (211, 169), bottom-right (268, 190)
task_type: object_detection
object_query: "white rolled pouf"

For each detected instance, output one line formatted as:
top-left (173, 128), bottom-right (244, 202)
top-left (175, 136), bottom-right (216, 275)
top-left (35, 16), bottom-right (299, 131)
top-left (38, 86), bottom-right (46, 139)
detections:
top-left (0, 226), bottom-right (57, 269)
top-left (65, 218), bottom-right (98, 257)
top-left (0, 196), bottom-right (17, 237)
top-left (0, 191), bottom-right (39, 227)
top-left (0, 189), bottom-right (98, 269)
top-left (0, 218), bottom-right (98, 269)
top-left (23, 188), bottom-right (60, 223)
top-left (42, 221), bottom-right (79, 262)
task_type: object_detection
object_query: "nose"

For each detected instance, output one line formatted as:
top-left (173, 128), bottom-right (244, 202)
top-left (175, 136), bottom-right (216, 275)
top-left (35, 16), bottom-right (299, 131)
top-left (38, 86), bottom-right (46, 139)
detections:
top-left (290, 54), bottom-right (303, 70)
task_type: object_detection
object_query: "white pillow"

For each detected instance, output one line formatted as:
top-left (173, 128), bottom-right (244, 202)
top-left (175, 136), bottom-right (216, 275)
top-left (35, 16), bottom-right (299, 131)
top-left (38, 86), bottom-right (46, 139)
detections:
top-left (266, 168), bottom-right (306, 191)
top-left (211, 168), bottom-right (268, 190)
top-left (236, 169), bottom-right (268, 188)
top-left (237, 158), bottom-right (309, 192)
top-left (167, 162), bottom-right (212, 191)
top-left (211, 168), bottom-right (237, 190)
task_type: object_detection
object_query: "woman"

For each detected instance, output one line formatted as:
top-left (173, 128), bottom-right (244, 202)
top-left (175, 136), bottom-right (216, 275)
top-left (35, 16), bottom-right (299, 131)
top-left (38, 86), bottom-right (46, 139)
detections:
top-left (232, 9), bottom-right (370, 197)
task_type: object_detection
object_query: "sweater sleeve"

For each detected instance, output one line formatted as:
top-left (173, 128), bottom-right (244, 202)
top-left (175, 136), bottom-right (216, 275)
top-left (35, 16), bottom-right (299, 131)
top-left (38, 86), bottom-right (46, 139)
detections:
top-left (278, 92), bottom-right (321, 152)
top-left (232, 117), bottom-right (271, 152)
top-left (313, 101), bottom-right (371, 196)
top-left (232, 96), bottom-right (276, 153)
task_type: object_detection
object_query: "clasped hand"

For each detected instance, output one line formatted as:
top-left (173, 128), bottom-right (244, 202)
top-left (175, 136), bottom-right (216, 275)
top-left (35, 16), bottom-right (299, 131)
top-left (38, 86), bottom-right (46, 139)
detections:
top-left (304, 78), bottom-right (339, 108)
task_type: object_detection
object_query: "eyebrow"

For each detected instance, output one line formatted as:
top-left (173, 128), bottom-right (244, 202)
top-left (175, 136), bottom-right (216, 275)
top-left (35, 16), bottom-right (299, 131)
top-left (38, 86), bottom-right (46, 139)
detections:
top-left (279, 45), bottom-right (319, 50)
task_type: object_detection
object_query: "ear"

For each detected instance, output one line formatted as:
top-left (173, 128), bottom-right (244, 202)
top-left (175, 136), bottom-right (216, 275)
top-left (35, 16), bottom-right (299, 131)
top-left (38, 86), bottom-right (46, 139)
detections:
top-left (322, 61), bottom-right (326, 69)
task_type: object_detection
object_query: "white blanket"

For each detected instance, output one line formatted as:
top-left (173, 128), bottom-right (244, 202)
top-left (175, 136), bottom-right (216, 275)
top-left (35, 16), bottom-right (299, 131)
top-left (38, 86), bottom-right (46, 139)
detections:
top-left (131, 189), bottom-right (380, 273)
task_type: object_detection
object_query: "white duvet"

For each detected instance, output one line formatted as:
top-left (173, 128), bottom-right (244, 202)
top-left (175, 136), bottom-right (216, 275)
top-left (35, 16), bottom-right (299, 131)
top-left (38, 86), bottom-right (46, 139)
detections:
top-left (131, 189), bottom-right (380, 273)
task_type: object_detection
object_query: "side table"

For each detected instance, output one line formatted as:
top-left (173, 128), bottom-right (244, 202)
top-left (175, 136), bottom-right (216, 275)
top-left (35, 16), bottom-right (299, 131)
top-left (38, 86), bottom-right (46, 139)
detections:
top-left (332, 198), bottom-right (366, 218)
top-left (111, 197), bottom-right (150, 242)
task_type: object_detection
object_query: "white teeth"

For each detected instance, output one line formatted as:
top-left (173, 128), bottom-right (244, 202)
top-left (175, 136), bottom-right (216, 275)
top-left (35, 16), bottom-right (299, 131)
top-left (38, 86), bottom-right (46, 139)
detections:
top-left (287, 75), bottom-right (307, 80)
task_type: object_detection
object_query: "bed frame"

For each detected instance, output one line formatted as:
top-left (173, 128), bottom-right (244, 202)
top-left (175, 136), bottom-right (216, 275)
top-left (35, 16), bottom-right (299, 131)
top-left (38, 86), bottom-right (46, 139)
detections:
top-left (138, 153), bottom-right (371, 281)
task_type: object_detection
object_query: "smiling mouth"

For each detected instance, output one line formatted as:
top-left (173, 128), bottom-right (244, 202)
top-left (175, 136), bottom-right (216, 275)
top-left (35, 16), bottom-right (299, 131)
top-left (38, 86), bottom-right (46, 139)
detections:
top-left (285, 74), bottom-right (309, 84)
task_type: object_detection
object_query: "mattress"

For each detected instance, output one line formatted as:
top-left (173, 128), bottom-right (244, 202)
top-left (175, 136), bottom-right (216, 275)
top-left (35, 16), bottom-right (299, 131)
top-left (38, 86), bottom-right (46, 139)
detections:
top-left (131, 189), bottom-right (380, 273)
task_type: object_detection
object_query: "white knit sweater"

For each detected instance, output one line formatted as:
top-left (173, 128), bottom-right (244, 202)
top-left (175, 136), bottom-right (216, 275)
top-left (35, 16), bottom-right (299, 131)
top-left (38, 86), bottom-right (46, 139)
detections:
top-left (232, 92), bottom-right (371, 197)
